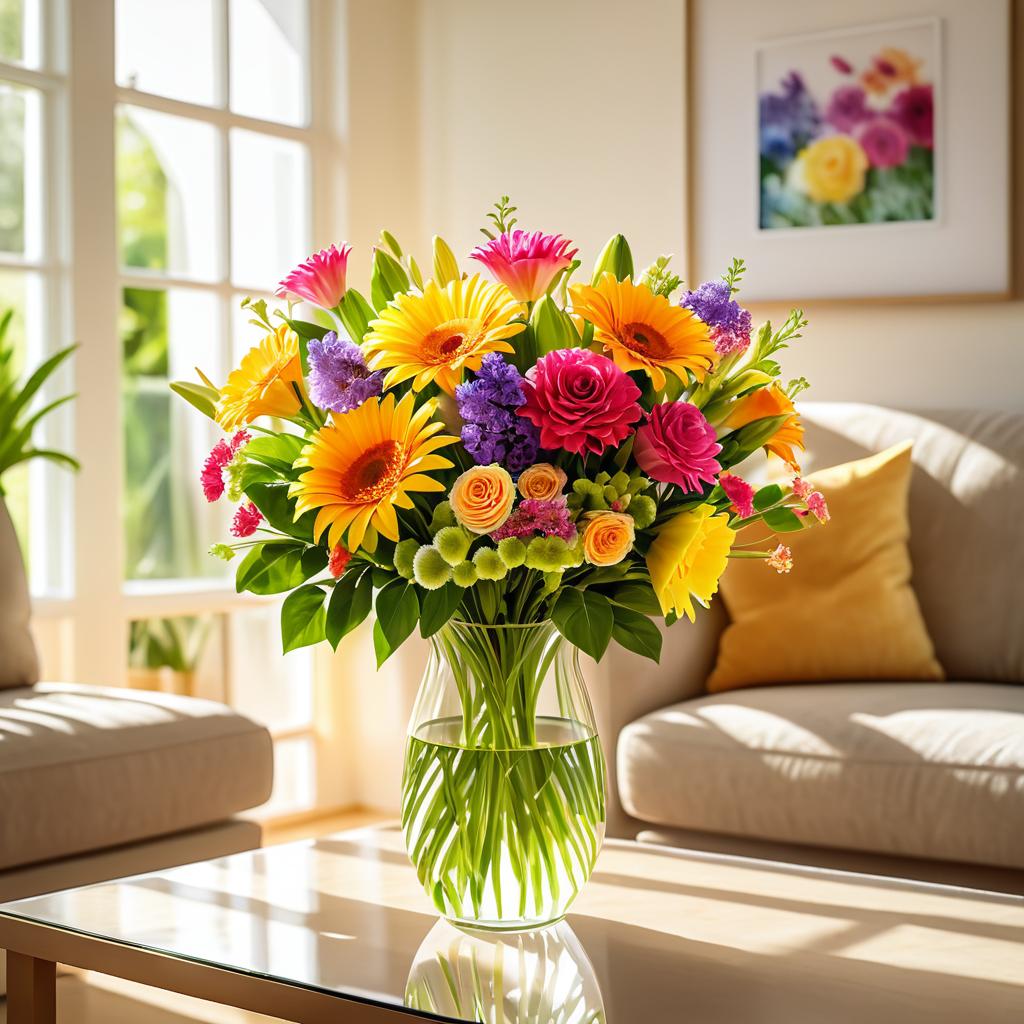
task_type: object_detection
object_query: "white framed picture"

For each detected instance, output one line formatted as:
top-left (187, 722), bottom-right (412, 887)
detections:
top-left (687, 0), bottom-right (1012, 301)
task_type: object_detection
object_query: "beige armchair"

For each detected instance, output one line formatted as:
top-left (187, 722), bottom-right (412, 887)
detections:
top-left (0, 500), bottom-right (274, 991)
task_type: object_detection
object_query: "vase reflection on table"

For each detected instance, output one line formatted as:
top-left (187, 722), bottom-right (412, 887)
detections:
top-left (406, 917), bottom-right (605, 1024)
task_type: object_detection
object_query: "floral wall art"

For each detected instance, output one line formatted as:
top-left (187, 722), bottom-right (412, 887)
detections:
top-left (757, 19), bottom-right (937, 231)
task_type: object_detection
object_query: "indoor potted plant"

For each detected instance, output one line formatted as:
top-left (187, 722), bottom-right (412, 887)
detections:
top-left (128, 616), bottom-right (210, 695)
top-left (0, 308), bottom-right (77, 619)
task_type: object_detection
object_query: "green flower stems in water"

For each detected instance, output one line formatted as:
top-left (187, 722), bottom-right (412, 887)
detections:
top-left (402, 622), bottom-right (605, 926)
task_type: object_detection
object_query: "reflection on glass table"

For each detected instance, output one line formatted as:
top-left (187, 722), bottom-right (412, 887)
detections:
top-left (406, 918), bottom-right (604, 1024)
top-left (1, 827), bottom-right (1022, 1024)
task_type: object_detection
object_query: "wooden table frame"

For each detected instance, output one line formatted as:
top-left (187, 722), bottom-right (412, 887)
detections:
top-left (0, 915), bottom-right (423, 1024)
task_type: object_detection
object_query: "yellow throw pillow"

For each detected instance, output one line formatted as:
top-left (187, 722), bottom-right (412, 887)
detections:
top-left (707, 441), bottom-right (944, 693)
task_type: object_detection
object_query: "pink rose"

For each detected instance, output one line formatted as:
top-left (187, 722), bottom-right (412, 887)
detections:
top-left (634, 402), bottom-right (721, 492)
top-left (519, 349), bottom-right (641, 455)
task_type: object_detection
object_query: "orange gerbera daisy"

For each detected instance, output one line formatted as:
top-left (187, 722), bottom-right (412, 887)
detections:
top-left (724, 383), bottom-right (805, 469)
top-left (363, 275), bottom-right (525, 395)
top-left (289, 391), bottom-right (457, 552)
top-left (216, 325), bottom-right (305, 430)
top-left (569, 275), bottom-right (716, 390)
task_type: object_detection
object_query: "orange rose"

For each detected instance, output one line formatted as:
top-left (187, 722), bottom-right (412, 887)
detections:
top-left (517, 462), bottom-right (567, 501)
top-left (582, 511), bottom-right (635, 566)
top-left (450, 464), bottom-right (515, 534)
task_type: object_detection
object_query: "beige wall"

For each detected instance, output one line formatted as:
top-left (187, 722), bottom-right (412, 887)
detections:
top-left (334, 0), bottom-right (1021, 811)
top-left (363, 0), bottom-right (1022, 410)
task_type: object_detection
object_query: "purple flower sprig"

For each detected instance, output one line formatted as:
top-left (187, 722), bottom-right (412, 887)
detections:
top-left (681, 280), bottom-right (753, 357)
top-left (307, 331), bottom-right (384, 414)
top-left (456, 353), bottom-right (539, 474)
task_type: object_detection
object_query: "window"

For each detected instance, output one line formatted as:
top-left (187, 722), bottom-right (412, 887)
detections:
top-left (0, 0), bottom-right (71, 598)
top-left (11, 0), bottom-right (343, 822)
top-left (113, 2), bottom-right (312, 583)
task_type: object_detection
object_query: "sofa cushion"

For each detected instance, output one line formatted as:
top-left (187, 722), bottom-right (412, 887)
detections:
top-left (0, 499), bottom-right (39, 690)
top-left (799, 404), bottom-right (1024, 683)
top-left (618, 682), bottom-right (1024, 869)
top-left (0, 683), bottom-right (273, 871)
top-left (709, 442), bottom-right (943, 692)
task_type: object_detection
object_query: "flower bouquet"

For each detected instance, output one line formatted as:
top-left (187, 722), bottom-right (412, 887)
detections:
top-left (173, 197), bottom-right (827, 929)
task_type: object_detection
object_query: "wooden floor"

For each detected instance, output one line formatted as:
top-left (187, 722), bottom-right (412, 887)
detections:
top-left (0, 808), bottom-right (391, 1024)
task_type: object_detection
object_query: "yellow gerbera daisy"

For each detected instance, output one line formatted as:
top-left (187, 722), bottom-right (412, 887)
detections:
top-left (289, 391), bottom-right (457, 552)
top-left (216, 324), bottom-right (305, 430)
top-left (646, 504), bottom-right (735, 622)
top-left (569, 275), bottom-right (716, 390)
top-left (363, 274), bottom-right (526, 395)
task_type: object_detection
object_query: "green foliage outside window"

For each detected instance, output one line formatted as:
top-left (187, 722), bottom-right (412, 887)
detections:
top-left (0, 0), bottom-right (23, 65)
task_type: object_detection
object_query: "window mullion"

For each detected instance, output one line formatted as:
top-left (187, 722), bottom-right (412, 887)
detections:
top-left (68, 0), bottom-right (126, 687)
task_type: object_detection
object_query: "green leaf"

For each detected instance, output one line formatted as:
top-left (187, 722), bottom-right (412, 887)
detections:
top-left (370, 248), bottom-right (410, 311)
top-left (170, 380), bottom-right (220, 419)
top-left (243, 433), bottom-right (306, 471)
top-left (373, 577), bottom-right (420, 666)
top-left (610, 582), bottom-right (662, 616)
top-left (300, 546), bottom-right (329, 580)
top-left (235, 541), bottom-right (305, 594)
top-left (235, 462), bottom-right (279, 489)
top-left (610, 604), bottom-right (663, 662)
top-left (337, 288), bottom-right (375, 343)
top-left (283, 318), bottom-right (332, 342)
top-left (753, 484), bottom-right (783, 511)
top-left (245, 481), bottom-right (314, 541)
top-left (419, 582), bottom-right (464, 638)
top-left (371, 620), bottom-right (391, 667)
top-left (5, 344), bottom-right (76, 423)
top-left (0, 392), bottom-right (69, 467)
top-left (762, 507), bottom-right (805, 533)
top-left (551, 588), bottom-right (614, 662)
top-left (326, 567), bottom-right (373, 649)
top-left (281, 585), bottom-right (327, 653)
top-left (5, 448), bottom-right (79, 473)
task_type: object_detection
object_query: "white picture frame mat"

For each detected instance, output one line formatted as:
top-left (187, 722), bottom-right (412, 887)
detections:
top-left (689, 0), bottom-right (1010, 301)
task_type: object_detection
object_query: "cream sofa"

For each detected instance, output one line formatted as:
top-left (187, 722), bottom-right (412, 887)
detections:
top-left (593, 403), bottom-right (1024, 892)
top-left (0, 500), bottom-right (274, 991)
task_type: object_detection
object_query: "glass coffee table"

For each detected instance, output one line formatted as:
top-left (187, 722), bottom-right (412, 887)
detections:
top-left (1, 826), bottom-right (1021, 1023)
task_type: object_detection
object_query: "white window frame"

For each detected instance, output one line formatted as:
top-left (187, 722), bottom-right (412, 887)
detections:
top-left (0, 0), bottom-right (72, 605)
top-left (18, 0), bottom-right (348, 822)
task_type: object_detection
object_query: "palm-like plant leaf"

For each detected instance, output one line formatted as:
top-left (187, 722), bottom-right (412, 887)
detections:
top-left (0, 310), bottom-right (78, 486)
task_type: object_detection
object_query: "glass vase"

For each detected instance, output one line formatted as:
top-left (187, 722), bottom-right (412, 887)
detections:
top-left (401, 620), bottom-right (606, 931)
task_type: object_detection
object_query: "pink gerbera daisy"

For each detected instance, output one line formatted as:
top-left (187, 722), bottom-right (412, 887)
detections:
top-left (276, 243), bottom-right (351, 310)
top-left (470, 229), bottom-right (577, 303)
